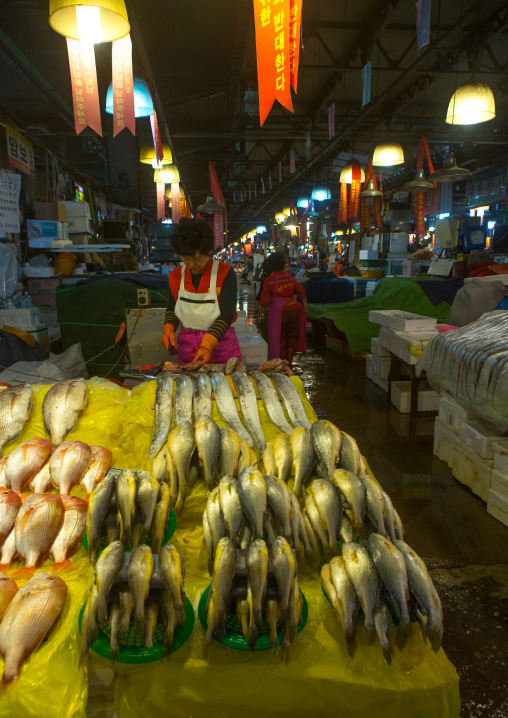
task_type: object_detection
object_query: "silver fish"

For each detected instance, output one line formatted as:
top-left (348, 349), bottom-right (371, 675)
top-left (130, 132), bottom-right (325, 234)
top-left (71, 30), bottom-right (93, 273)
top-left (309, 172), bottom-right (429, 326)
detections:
top-left (368, 533), bottom-right (410, 638)
top-left (363, 475), bottom-right (386, 536)
top-left (95, 541), bottom-right (124, 624)
top-left (193, 374), bottom-right (212, 421)
top-left (271, 536), bottom-right (295, 626)
top-left (159, 544), bottom-right (186, 625)
top-left (311, 420), bottom-right (341, 479)
top-left (220, 427), bottom-right (241, 477)
top-left (273, 434), bottom-right (292, 484)
top-left (245, 539), bottom-right (268, 649)
top-left (152, 446), bottom-right (168, 481)
top-left (204, 487), bottom-right (226, 573)
top-left (329, 556), bottom-right (359, 645)
top-left (109, 601), bottom-right (122, 661)
top-left (302, 514), bottom-right (320, 557)
top-left (195, 416), bottom-right (220, 488)
top-left (265, 475), bottom-right (292, 540)
top-left (250, 371), bottom-right (293, 434)
top-left (290, 427), bottom-right (316, 496)
top-left (289, 492), bottom-right (311, 555)
top-left (231, 373), bottom-right (266, 456)
top-left (42, 378), bottom-right (88, 445)
top-left (203, 511), bottom-right (214, 576)
top-left (264, 599), bottom-right (279, 651)
top-left (310, 479), bottom-right (341, 549)
top-left (374, 597), bottom-right (393, 664)
top-left (174, 375), bottom-right (193, 425)
top-left (263, 443), bottom-right (276, 476)
top-left (305, 494), bottom-right (329, 554)
top-left (237, 438), bottom-right (254, 475)
top-left (128, 544), bottom-right (153, 635)
top-left (339, 514), bottom-right (356, 544)
top-left (0, 384), bottom-right (33, 457)
top-left (204, 537), bottom-right (236, 654)
top-left (210, 372), bottom-right (254, 447)
top-left (119, 589), bottom-right (134, 637)
top-left (151, 482), bottom-right (171, 554)
top-left (382, 491), bottom-right (397, 543)
top-left (393, 507), bottom-right (405, 540)
top-left (136, 471), bottom-right (160, 543)
top-left (86, 471), bottom-right (118, 564)
top-left (218, 476), bottom-right (243, 545)
top-left (342, 542), bottom-right (378, 631)
top-left (168, 421), bottom-right (195, 512)
top-left (237, 467), bottom-right (267, 538)
top-left (269, 373), bottom-right (312, 430)
top-left (149, 372), bottom-right (174, 459)
top-left (160, 589), bottom-right (177, 654)
top-left (166, 450), bottom-right (179, 506)
top-left (332, 469), bottom-right (366, 529)
top-left (339, 432), bottom-right (361, 474)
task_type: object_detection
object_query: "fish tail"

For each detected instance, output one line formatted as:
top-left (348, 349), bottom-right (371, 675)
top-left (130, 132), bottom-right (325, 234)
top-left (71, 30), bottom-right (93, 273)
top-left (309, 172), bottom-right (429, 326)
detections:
top-left (248, 623), bottom-right (258, 651)
top-left (52, 559), bottom-right (73, 573)
top-left (133, 605), bottom-right (144, 635)
top-left (12, 565), bottom-right (35, 578)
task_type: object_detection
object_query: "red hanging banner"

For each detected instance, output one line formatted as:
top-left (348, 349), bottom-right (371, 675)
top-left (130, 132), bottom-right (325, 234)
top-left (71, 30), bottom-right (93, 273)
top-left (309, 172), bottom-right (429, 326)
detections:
top-left (171, 182), bottom-right (181, 224)
top-left (150, 111), bottom-right (164, 165)
top-left (111, 35), bottom-right (135, 137)
top-left (209, 161), bottom-right (227, 242)
top-left (289, 0), bottom-right (302, 92)
top-left (213, 212), bottom-right (224, 249)
top-left (67, 39), bottom-right (102, 136)
top-left (348, 161), bottom-right (362, 220)
top-left (338, 182), bottom-right (348, 224)
top-left (415, 192), bottom-right (426, 235)
top-left (253, 0), bottom-right (293, 126)
top-left (156, 182), bottom-right (165, 221)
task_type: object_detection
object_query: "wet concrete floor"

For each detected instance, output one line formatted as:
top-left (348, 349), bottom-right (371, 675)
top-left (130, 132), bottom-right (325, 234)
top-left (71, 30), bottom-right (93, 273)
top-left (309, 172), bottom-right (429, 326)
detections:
top-left (239, 282), bottom-right (508, 717)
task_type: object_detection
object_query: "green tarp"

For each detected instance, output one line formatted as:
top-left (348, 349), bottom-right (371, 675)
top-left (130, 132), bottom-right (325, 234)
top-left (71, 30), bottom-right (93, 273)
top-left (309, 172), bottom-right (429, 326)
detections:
top-left (308, 277), bottom-right (452, 355)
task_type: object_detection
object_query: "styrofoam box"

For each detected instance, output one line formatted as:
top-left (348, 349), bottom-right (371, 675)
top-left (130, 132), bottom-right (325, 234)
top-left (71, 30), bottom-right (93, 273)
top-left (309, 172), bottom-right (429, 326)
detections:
top-left (379, 326), bottom-right (438, 365)
top-left (452, 442), bottom-right (492, 501)
top-left (391, 380), bottom-right (439, 414)
top-left (372, 373), bottom-right (388, 392)
top-left (239, 334), bottom-right (268, 363)
top-left (369, 310), bottom-right (438, 332)
top-left (490, 468), bottom-right (508, 499)
top-left (27, 220), bottom-right (67, 240)
top-left (61, 201), bottom-right (91, 218)
top-left (359, 250), bottom-right (380, 260)
top-left (434, 415), bottom-right (457, 467)
top-left (0, 307), bottom-right (42, 329)
top-left (28, 238), bottom-right (67, 249)
top-left (459, 420), bottom-right (506, 460)
top-left (23, 266), bottom-right (55, 278)
top-left (487, 489), bottom-right (508, 527)
top-left (370, 336), bottom-right (391, 357)
top-left (438, 393), bottom-right (470, 434)
top-left (372, 354), bottom-right (391, 380)
top-left (366, 353), bottom-right (374, 381)
top-left (493, 440), bottom-right (508, 476)
top-left (67, 216), bottom-right (92, 233)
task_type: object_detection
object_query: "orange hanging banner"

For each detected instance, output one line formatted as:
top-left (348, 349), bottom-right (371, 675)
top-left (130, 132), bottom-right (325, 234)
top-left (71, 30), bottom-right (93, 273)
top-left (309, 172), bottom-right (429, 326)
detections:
top-left (67, 39), bottom-right (102, 136)
top-left (348, 161), bottom-right (362, 220)
top-left (253, 0), bottom-right (293, 126)
top-left (289, 0), bottom-right (302, 92)
top-left (150, 111), bottom-right (164, 164)
top-left (111, 35), bottom-right (135, 137)
top-left (415, 191), bottom-right (425, 235)
top-left (171, 183), bottom-right (181, 224)
top-left (338, 182), bottom-right (348, 223)
top-left (156, 182), bottom-right (165, 221)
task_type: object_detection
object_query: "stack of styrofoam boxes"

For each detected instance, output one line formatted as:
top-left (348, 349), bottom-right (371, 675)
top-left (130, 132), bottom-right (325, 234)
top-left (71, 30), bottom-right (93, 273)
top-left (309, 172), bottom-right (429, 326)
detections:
top-left (452, 421), bottom-right (506, 502)
top-left (368, 310), bottom-right (440, 412)
top-left (488, 441), bottom-right (508, 527)
top-left (366, 336), bottom-right (391, 391)
top-left (0, 307), bottom-right (49, 353)
top-left (434, 392), bottom-right (469, 468)
top-left (27, 220), bottom-right (69, 249)
top-left (234, 310), bottom-right (268, 364)
top-left (61, 201), bottom-right (92, 244)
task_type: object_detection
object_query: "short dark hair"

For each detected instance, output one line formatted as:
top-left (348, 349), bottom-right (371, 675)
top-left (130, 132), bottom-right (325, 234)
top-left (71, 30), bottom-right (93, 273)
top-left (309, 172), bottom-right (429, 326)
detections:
top-left (172, 219), bottom-right (214, 256)
top-left (269, 252), bottom-right (286, 271)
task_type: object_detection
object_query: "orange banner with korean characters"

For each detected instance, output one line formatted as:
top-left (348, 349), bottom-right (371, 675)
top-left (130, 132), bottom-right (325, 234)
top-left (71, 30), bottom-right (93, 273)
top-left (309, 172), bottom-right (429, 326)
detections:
top-left (253, 0), bottom-right (293, 126)
top-left (415, 192), bottom-right (425, 235)
top-left (289, 0), bottom-right (301, 91)
top-left (338, 182), bottom-right (348, 224)
top-left (171, 182), bottom-right (181, 224)
top-left (150, 111), bottom-right (164, 165)
top-left (111, 35), bottom-right (135, 137)
top-left (67, 39), bottom-right (102, 136)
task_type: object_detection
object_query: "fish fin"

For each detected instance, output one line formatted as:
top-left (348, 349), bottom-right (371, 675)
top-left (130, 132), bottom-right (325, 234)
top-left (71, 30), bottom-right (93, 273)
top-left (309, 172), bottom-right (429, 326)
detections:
top-left (382, 643), bottom-right (392, 664)
top-left (12, 566), bottom-right (35, 578)
top-left (52, 559), bottom-right (72, 573)
top-left (0, 563), bottom-right (12, 573)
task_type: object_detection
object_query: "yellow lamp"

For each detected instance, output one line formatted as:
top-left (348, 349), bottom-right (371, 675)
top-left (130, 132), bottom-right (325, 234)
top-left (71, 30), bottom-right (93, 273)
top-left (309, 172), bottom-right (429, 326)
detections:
top-left (282, 206), bottom-right (291, 217)
top-left (154, 165), bottom-right (180, 184)
top-left (275, 212), bottom-right (286, 224)
top-left (140, 143), bottom-right (173, 167)
top-left (445, 82), bottom-right (496, 125)
top-left (340, 160), bottom-right (365, 184)
top-left (373, 143), bottom-right (404, 167)
top-left (49, 0), bottom-right (130, 43)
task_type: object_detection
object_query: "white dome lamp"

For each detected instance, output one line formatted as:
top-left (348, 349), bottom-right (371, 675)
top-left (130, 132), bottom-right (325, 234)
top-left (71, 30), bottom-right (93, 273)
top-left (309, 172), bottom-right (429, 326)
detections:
top-left (445, 81), bottom-right (496, 125)
top-left (372, 143), bottom-right (404, 167)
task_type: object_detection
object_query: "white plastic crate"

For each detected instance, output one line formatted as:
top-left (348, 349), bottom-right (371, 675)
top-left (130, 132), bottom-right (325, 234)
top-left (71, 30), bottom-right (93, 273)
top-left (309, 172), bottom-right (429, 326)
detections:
top-left (452, 441), bottom-right (493, 501)
top-left (378, 327), bottom-right (438, 365)
top-left (434, 415), bottom-right (457, 467)
top-left (372, 354), bottom-right (391, 380)
top-left (369, 310), bottom-right (437, 332)
top-left (391, 380), bottom-right (440, 414)
top-left (370, 336), bottom-right (390, 357)
top-left (487, 489), bottom-right (508, 527)
top-left (458, 420), bottom-right (506, 460)
top-left (438, 393), bottom-right (470, 434)
top-left (0, 307), bottom-right (42, 329)
top-left (493, 441), bottom-right (508, 476)
top-left (490, 468), bottom-right (508, 500)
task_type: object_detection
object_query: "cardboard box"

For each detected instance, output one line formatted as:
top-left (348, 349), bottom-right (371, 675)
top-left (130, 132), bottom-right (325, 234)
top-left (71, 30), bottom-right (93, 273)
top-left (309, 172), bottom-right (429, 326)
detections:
top-left (34, 202), bottom-right (66, 223)
top-left (27, 220), bottom-right (66, 240)
top-left (61, 201), bottom-right (91, 218)
top-left (67, 216), bottom-right (92, 234)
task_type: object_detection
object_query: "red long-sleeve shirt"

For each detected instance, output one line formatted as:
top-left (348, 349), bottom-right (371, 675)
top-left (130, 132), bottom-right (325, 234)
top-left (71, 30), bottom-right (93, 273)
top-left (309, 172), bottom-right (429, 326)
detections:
top-left (260, 271), bottom-right (307, 311)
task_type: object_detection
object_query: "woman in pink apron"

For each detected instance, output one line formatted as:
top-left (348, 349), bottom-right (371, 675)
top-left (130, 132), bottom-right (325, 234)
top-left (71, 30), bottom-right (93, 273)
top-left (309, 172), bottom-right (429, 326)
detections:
top-left (258, 252), bottom-right (308, 368)
top-left (161, 220), bottom-right (242, 366)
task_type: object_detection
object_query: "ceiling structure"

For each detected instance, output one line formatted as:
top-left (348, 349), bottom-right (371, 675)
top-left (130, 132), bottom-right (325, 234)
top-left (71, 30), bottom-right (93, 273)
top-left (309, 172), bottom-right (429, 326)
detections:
top-left (0, 0), bottom-right (506, 238)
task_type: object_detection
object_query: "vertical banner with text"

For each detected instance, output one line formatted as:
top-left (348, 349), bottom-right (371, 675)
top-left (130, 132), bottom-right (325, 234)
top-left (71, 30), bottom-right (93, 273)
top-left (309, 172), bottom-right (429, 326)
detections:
top-left (338, 182), bottom-right (348, 224)
top-left (67, 39), bottom-right (102, 136)
top-left (156, 182), bottom-right (165, 221)
top-left (111, 35), bottom-right (135, 137)
top-left (214, 212), bottom-right (224, 249)
top-left (171, 183), bottom-right (181, 224)
top-left (415, 192), bottom-right (425, 235)
top-left (289, 0), bottom-right (302, 91)
top-left (150, 111), bottom-right (164, 164)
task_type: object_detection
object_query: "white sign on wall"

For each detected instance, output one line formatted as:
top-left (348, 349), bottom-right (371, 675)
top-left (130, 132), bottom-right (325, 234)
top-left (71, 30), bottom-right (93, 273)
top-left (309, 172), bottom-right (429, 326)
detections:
top-left (0, 171), bottom-right (21, 233)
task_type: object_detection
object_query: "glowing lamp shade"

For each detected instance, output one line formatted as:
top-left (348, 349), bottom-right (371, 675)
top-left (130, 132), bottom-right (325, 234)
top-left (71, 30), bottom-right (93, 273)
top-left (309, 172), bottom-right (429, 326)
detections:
top-left (373, 143), bottom-right (404, 167)
top-left (49, 0), bottom-right (130, 43)
top-left (445, 82), bottom-right (496, 125)
top-left (311, 187), bottom-right (331, 201)
top-left (282, 206), bottom-right (291, 217)
top-left (283, 215), bottom-right (298, 231)
top-left (340, 160), bottom-right (365, 184)
top-left (297, 196), bottom-right (309, 208)
top-left (106, 76), bottom-right (153, 117)
top-left (275, 213), bottom-right (286, 224)
top-left (154, 165), bottom-right (180, 184)
top-left (140, 143), bottom-right (173, 167)
top-left (256, 225), bottom-right (267, 234)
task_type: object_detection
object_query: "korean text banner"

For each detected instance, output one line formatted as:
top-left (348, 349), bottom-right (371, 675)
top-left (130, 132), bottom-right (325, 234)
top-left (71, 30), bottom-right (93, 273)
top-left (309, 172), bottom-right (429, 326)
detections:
top-left (66, 39), bottom-right (102, 136)
top-left (111, 35), bottom-right (135, 137)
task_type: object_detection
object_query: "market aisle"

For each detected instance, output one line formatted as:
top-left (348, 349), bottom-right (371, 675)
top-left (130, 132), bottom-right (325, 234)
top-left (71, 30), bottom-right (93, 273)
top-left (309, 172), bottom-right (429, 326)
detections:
top-left (241, 280), bottom-right (508, 718)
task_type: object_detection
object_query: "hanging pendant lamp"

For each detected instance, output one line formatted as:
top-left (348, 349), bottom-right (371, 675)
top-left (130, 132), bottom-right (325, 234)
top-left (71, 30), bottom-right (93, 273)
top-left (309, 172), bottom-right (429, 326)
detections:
top-left (49, 0), bottom-right (130, 43)
top-left (275, 212), bottom-right (286, 224)
top-left (283, 215), bottom-right (298, 231)
top-left (140, 143), bottom-right (172, 167)
top-left (445, 82), bottom-right (496, 125)
top-left (297, 196), bottom-right (309, 208)
top-left (311, 187), bottom-right (331, 201)
top-left (197, 195), bottom-right (224, 214)
top-left (428, 154), bottom-right (472, 183)
top-left (340, 159), bottom-right (365, 184)
top-left (372, 143), bottom-right (404, 167)
top-left (359, 179), bottom-right (383, 199)
top-left (154, 165), bottom-right (180, 184)
top-left (106, 76), bottom-right (153, 117)
top-left (402, 168), bottom-right (435, 193)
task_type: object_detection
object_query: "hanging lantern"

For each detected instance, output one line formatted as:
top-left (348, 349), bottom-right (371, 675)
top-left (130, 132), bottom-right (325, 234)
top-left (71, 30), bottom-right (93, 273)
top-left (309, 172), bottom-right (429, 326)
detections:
top-left (428, 154), bottom-right (472, 182)
top-left (340, 159), bottom-right (365, 184)
top-left (49, 0), bottom-right (130, 43)
top-left (275, 212), bottom-right (286, 224)
top-left (445, 82), bottom-right (496, 125)
top-left (402, 168), bottom-right (435, 193)
top-left (154, 165), bottom-right (180, 184)
top-left (297, 196), bottom-right (309, 208)
top-left (282, 206), bottom-right (291, 217)
top-left (359, 179), bottom-right (383, 202)
top-left (106, 75), bottom-right (153, 117)
top-left (283, 215), bottom-right (298, 231)
top-left (373, 143), bottom-right (404, 167)
top-left (140, 143), bottom-right (172, 167)
top-left (311, 187), bottom-right (331, 201)
top-left (196, 195), bottom-right (224, 214)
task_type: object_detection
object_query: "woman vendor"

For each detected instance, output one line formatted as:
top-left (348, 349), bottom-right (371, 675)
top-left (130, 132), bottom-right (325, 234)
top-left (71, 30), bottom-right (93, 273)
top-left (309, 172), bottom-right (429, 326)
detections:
top-left (160, 219), bottom-right (242, 366)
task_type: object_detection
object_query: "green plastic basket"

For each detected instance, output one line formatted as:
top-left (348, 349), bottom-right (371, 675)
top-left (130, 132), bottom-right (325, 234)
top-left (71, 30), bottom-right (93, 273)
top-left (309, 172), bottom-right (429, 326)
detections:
top-left (79, 595), bottom-right (194, 663)
top-left (198, 585), bottom-right (308, 652)
top-left (83, 509), bottom-right (177, 555)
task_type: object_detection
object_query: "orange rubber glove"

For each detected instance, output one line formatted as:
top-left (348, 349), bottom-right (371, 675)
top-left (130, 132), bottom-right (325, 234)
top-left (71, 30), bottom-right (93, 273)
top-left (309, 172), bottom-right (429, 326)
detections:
top-left (191, 333), bottom-right (219, 366)
top-left (161, 323), bottom-right (177, 353)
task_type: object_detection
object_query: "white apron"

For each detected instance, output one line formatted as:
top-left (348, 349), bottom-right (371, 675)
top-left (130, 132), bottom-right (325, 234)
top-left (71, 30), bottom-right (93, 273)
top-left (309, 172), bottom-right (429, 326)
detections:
top-left (174, 259), bottom-right (221, 331)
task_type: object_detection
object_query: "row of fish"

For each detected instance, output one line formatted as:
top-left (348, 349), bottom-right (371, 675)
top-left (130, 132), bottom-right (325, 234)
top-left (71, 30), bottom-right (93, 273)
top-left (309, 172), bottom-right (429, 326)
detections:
top-left (149, 370), bottom-right (312, 460)
top-left (81, 542), bottom-right (186, 660)
top-left (205, 536), bottom-right (303, 658)
top-left (203, 467), bottom-right (312, 574)
top-left (321, 534), bottom-right (443, 661)
top-left (0, 437), bottom-right (112, 497)
top-left (86, 469), bottom-right (172, 564)
top-left (0, 488), bottom-right (87, 573)
top-left (161, 356), bottom-right (246, 374)
top-left (0, 572), bottom-right (68, 684)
